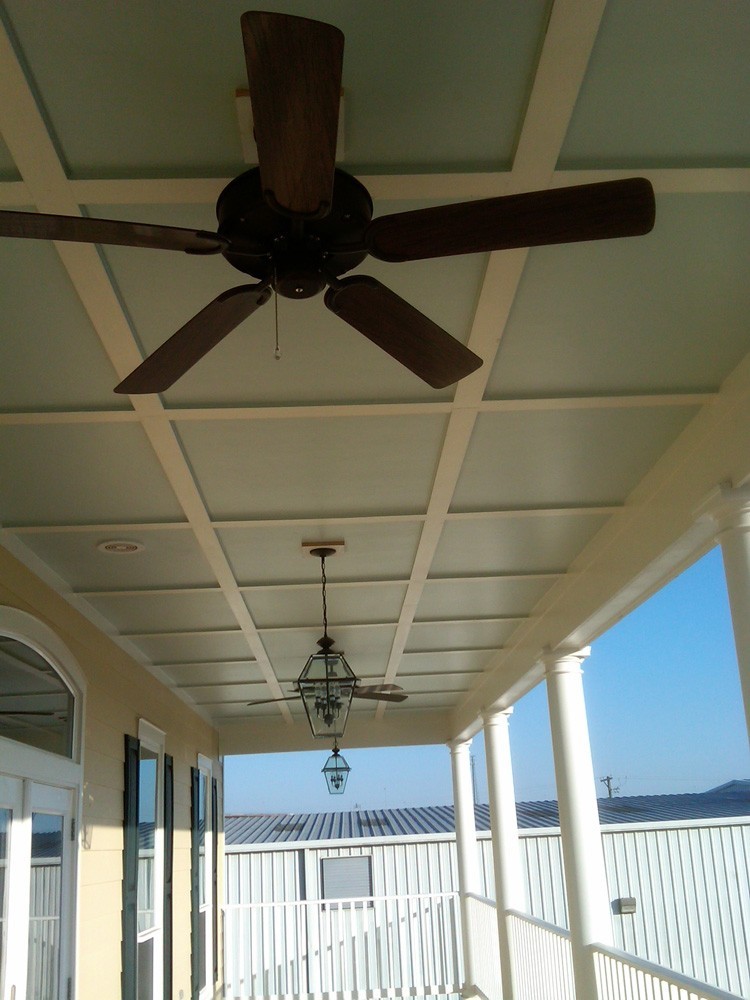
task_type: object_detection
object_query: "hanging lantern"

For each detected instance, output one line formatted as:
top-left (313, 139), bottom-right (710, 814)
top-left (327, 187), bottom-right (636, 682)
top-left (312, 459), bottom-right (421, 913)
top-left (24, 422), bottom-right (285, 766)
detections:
top-left (297, 547), bottom-right (356, 739)
top-left (322, 743), bottom-right (351, 794)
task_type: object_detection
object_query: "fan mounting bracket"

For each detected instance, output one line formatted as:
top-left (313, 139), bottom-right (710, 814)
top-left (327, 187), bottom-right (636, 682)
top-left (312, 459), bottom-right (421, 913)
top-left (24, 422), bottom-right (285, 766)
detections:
top-left (216, 168), bottom-right (372, 298)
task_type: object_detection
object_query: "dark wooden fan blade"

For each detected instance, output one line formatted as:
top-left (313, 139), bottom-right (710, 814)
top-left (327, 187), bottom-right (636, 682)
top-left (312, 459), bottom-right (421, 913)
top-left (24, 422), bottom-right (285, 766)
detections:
top-left (0, 709), bottom-right (57, 716)
top-left (241, 11), bottom-right (343, 218)
top-left (352, 690), bottom-right (408, 703)
top-left (355, 684), bottom-right (404, 695)
top-left (366, 177), bottom-right (656, 262)
top-left (0, 209), bottom-right (226, 254)
top-left (325, 276), bottom-right (482, 389)
top-left (247, 695), bottom-right (302, 707)
top-left (114, 283), bottom-right (271, 394)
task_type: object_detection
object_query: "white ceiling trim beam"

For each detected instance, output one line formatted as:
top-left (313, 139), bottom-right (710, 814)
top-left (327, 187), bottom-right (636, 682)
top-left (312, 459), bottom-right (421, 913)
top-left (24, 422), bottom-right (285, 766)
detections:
top-left (452, 347), bottom-right (750, 737)
top-left (4, 504), bottom-right (620, 535)
top-left (124, 613), bottom-right (526, 639)
top-left (71, 570), bottom-right (562, 599)
top-left (5, 166), bottom-right (741, 211)
top-left (375, 0), bottom-right (608, 718)
top-left (0, 22), bottom-right (290, 720)
top-left (0, 392), bottom-right (715, 427)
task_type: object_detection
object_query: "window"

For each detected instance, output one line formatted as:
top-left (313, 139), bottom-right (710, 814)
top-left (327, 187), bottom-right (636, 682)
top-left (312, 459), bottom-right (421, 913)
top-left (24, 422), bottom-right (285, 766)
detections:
top-left (123, 722), bottom-right (173, 1000)
top-left (0, 634), bottom-right (75, 758)
top-left (0, 607), bottom-right (84, 1000)
top-left (321, 855), bottom-right (373, 905)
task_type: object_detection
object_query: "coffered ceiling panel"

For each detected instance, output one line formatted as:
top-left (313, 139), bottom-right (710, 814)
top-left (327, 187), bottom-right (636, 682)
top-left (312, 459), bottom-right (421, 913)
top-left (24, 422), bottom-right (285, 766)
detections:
top-left (431, 516), bottom-right (610, 577)
top-left (0, 425), bottom-right (185, 526)
top-left (451, 407), bottom-right (699, 511)
top-left (130, 631), bottom-right (251, 666)
top-left (0, 238), bottom-right (125, 409)
top-left (261, 628), bottom-right (396, 678)
top-left (401, 651), bottom-right (492, 675)
top-left (416, 578), bottom-right (558, 623)
top-left (161, 661), bottom-right (257, 688)
top-left (176, 415), bottom-right (447, 519)
top-left (243, 584), bottom-right (406, 631)
top-left (217, 522), bottom-right (422, 585)
top-left (4, 0), bottom-right (548, 175)
top-left (405, 620), bottom-right (521, 653)
top-left (16, 529), bottom-right (215, 592)
top-left (85, 590), bottom-right (237, 635)
top-left (559, 1), bottom-right (750, 168)
top-left (488, 194), bottom-right (750, 397)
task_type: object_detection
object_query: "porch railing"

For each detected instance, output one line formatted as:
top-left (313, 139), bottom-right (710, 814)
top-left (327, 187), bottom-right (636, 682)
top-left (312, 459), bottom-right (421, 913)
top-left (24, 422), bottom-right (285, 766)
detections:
top-left (507, 909), bottom-right (575, 1000)
top-left (464, 893), bottom-right (501, 1000)
top-left (223, 891), bottom-right (463, 1000)
top-left (591, 943), bottom-right (745, 1000)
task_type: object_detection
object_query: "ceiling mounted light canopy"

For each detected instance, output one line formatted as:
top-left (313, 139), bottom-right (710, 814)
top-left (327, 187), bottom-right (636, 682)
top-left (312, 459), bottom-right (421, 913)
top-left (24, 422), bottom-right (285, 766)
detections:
top-left (322, 742), bottom-right (351, 794)
top-left (297, 547), bottom-right (356, 739)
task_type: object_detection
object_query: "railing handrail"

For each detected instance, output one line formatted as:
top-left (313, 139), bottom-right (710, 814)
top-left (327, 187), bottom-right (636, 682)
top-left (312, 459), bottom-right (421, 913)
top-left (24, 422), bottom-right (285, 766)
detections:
top-left (223, 889), bottom-right (459, 910)
top-left (465, 892), bottom-right (496, 907)
top-left (590, 942), bottom-right (745, 1000)
top-left (507, 907), bottom-right (572, 940)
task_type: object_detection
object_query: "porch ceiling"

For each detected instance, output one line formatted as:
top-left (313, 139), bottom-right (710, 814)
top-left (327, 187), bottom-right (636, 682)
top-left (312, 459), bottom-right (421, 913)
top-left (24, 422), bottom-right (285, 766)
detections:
top-left (0, 1), bottom-right (749, 752)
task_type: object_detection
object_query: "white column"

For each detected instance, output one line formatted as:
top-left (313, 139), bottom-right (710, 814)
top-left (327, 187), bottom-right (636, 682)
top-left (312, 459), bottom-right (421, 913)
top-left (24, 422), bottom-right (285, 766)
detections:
top-left (544, 647), bottom-right (613, 1000)
top-left (483, 708), bottom-right (526, 1000)
top-left (703, 484), bottom-right (750, 745)
top-left (449, 737), bottom-right (480, 994)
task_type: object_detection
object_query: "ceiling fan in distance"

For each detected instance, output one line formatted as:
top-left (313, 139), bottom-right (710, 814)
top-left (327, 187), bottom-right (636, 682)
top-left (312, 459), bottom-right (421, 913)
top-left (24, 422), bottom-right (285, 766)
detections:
top-left (0, 12), bottom-right (656, 394)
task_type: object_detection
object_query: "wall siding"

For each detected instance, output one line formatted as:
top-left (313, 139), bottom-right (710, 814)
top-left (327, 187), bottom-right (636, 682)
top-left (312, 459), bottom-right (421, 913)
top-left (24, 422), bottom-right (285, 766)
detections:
top-left (0, 545), bottom-right (223, 1000)
top-left (228, 819), bottom-right (750, 999)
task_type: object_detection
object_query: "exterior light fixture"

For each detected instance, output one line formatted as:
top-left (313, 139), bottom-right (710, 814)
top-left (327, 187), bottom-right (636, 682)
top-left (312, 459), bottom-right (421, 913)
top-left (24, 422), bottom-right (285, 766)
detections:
top-left (297, 546), bottom-right (356, 739)
top-left (322, 742), bottom-right (351, 794)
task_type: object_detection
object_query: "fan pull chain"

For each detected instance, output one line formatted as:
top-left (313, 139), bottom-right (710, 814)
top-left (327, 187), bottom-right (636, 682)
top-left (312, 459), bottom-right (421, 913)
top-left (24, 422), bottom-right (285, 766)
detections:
top-left (273, 270), bottom-right (281, 360)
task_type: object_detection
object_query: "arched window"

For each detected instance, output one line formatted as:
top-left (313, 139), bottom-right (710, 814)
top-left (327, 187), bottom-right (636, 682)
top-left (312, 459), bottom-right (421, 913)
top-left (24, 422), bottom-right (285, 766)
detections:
top-left (0, 606), bottom-right (85, 999)
top-left (0, 634), bottom-right (75, 758)
top-left (0, 605), bottom-right (84, 765)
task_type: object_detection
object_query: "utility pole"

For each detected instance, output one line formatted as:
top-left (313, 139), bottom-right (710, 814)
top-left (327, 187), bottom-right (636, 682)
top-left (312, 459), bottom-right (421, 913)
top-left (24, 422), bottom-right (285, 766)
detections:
top-left (600, 775), bottom-right (619, 798)
top-left (470, 754), bottom-right (478, 804)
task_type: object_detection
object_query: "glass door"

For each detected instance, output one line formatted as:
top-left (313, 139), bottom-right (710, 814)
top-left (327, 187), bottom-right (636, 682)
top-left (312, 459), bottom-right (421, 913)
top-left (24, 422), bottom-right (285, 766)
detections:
top-left (0, 777), bottom-right (74, 1000)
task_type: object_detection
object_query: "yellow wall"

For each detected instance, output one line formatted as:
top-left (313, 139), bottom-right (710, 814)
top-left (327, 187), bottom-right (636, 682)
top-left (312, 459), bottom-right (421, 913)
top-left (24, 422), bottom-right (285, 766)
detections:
top-left (0, 544), bottom-right (223, 1000)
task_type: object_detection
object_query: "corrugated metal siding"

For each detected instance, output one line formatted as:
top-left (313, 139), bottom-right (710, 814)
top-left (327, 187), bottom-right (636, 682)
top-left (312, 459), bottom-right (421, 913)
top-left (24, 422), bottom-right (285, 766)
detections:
top-left (227, 820), bottom-right (750, 998)
top-left (477, 823), bottom-right (750, 998)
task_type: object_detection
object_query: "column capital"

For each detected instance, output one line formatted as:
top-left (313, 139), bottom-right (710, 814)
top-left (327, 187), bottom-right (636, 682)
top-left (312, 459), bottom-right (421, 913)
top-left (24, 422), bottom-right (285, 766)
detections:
top-left (481, 705), bottom-right (513, 726)
top-left (447, 735), bottom-right (473, 754)
top-left (541, 645), bottom-right (591, 677)
top-left (696, 482), bottom-right (750, 534)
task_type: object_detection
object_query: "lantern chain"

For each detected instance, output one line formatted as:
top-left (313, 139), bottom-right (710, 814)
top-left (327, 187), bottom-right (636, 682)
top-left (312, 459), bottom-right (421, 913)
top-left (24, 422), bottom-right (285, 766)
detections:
top-left (320, 552), bottom-right (329, 640)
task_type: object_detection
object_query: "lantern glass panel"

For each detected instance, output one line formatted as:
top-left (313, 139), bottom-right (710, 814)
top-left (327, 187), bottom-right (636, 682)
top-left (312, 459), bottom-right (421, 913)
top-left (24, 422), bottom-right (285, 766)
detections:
top-left (322, 751), bottom-right (350, 795)
top-left (297, 651), bottom-right (356, 739)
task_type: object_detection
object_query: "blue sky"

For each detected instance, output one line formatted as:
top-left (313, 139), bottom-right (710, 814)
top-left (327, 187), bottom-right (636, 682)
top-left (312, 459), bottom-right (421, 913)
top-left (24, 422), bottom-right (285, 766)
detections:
top-left (224, 546), bottom-right (750, 814)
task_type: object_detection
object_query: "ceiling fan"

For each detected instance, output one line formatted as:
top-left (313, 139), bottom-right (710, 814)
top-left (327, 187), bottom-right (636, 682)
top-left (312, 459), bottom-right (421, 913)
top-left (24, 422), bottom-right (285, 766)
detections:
top-left (0, 11), bottom-right (655, 393)
top-left (247, 682), bottom-right (407, 710)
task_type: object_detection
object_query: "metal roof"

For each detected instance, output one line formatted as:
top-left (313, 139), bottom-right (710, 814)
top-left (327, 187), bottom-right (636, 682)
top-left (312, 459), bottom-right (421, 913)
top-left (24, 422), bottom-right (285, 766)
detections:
top-left (225, 780), bottom-right (750, 846)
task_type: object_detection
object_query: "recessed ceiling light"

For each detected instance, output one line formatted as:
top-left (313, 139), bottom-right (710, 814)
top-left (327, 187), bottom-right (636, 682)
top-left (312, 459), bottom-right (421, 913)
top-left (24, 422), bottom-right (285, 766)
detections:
top-left (96, 540), bottom-right (145, 555)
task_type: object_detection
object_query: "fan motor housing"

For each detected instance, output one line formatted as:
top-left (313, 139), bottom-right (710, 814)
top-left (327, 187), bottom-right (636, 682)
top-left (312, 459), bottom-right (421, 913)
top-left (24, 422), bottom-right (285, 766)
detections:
top-left (216, 168), bottom-right (373, 298)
